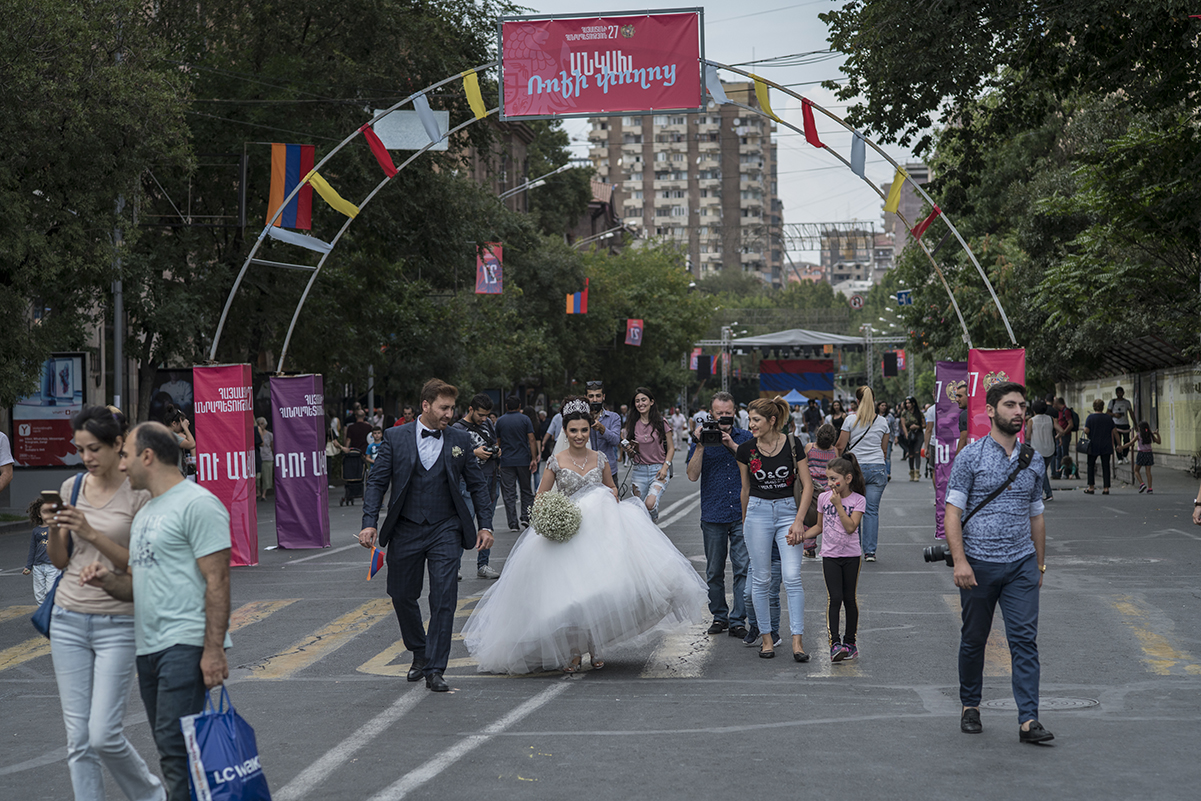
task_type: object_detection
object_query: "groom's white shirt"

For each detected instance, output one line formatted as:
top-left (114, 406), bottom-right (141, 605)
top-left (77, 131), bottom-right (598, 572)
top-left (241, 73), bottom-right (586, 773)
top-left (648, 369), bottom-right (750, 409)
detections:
top-left (416, 418), bottom-right (443, 470)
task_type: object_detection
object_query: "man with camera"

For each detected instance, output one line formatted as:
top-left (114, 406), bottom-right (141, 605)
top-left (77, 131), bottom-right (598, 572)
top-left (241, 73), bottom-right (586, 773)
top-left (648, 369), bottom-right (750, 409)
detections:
top-left (585, 380), bottom-right (623, 468)
top-left (454, 394), bottom-right (502, 579)
top-left (686, 391), bottom-right (753, 638)
top-left (943, 381), bottom-right (1052, 744)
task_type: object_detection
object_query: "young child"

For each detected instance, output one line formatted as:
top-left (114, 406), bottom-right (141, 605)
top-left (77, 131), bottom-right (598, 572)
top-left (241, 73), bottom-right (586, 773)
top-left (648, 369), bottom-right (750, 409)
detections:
top-left (21, 498), bottom-right (59, 605)
top-left (1122, 421), bottom-right (1160, 493)
top-left (1060, 455), bottom-right (1079, 480)
top-left (803, 455), bottom-right (867, 662)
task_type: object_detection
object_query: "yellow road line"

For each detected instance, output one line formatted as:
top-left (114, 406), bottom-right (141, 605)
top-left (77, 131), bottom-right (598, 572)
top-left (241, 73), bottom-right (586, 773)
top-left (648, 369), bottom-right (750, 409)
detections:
top-left (1112, 595), bottom-right (1201, 676)
top-left (247, 599), bottom-right (394, 680)
top-left (0, 638), bottom-right (51, 673)
top-left (0, 605), bottom-right (37, 624)
top-left (229, 599), bottom-right (299, 632)
top-left (942, 594), bottom-right (1011, 677)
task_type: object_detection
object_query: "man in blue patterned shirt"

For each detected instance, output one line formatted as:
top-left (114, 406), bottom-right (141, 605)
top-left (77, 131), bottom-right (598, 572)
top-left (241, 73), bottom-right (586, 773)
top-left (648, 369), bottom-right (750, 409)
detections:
top-left (946, 381), bottom-right (1052, 745)
top-left (686, 391), bottom-right (753, 638)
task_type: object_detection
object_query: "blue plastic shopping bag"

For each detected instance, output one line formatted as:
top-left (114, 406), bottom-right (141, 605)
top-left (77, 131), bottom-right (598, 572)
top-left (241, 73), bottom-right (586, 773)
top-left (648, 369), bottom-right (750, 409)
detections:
top-left (181, 686), bottom-right (271, 801)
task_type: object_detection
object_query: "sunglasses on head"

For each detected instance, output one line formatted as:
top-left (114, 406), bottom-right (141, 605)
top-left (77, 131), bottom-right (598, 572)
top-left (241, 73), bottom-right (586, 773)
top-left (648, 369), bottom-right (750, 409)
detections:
top-left (586, 381), bottom-right (603, 390)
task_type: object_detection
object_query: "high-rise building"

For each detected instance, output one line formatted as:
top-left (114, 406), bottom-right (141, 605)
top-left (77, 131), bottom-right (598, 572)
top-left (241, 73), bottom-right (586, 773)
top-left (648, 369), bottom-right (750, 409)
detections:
top-left (586, 81), bottom-right (783, 283)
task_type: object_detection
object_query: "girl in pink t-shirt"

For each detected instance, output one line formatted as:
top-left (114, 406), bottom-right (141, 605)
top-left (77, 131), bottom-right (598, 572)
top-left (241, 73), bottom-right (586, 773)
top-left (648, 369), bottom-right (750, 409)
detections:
top-left (803, 455), bottom-right (866, 662)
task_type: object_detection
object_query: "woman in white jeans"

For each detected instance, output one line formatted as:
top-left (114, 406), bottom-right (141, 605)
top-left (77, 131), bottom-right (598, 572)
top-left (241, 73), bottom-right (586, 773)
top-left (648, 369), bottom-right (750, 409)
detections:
top-left (47, 406), bottom-right (164, 801)
top-left (621, 387), bottom-right (674, 521)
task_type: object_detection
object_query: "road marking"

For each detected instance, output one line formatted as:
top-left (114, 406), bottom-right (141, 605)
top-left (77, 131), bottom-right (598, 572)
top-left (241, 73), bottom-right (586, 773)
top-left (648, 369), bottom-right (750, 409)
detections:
top-left (229, 599), bottom-right (299, 631)
top-left (365, 683), bottom-right (571, 801)
top-left (284, 543), bottom-right (362, 565)
top-left (658, 491), bottom-right (700, 519)
top-left (0, 605), bottom-right (37, 624)
top-left (640, 628), bottom-right (715, 678)
top-left (359, 596), bottom-right (480, 676)
top-left (1160, 527), bottom-right (1201, 541)
top-left (659, 498), bottom-right (702, 529)
top-left (1103, 506), bottom-right (1129, 516)
top-left (941, 595), bottom-right (1010, 676)
top-left (1111, 595), bottom-right (1201, 676)
top-left (246, 599), bottom-right (393, 680)
top-left (0, 637), bottom-right (51, 673)
top-left (274, 686), bottom-right (426, 801)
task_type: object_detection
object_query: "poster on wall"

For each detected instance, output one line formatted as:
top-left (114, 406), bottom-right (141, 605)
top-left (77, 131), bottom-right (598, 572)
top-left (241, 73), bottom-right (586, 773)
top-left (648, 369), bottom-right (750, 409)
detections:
top-left (966, 349), bottom-right (1026, 444)
top-left (11, 353), bottom-right (86, 467)
top-left (193, 364), bottom-right (259, 567)
top-left (500, 10), bottom-right (704, 120)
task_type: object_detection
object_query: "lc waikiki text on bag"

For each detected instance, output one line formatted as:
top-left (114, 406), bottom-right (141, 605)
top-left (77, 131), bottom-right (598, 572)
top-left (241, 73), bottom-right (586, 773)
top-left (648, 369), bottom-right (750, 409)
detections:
top-left (181, 687), bottom-right (272, 801)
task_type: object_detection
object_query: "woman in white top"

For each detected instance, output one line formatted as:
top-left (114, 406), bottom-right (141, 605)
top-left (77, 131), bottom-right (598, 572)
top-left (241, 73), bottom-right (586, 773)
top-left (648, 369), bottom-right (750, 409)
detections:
top-left (1025, 399), bottom-right (1058, 502)
top-left (835, 386), bottom-right (891, 562)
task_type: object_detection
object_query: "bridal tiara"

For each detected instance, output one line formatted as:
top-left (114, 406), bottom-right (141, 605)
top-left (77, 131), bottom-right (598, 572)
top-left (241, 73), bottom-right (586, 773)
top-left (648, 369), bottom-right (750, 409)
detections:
top-left (562, 399), bottom-right (590, 416)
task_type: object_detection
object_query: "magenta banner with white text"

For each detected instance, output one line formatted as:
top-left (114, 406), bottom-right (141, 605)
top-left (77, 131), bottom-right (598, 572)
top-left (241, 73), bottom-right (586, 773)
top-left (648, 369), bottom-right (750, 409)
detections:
top-left (934, 361), bottom-right (967, 540)
top-left (967, 349), bottom-right (1027, 445)
top-left (270, 375), bottom-right (331, 549)
top-left (193, 364), bottom-right (258, 566)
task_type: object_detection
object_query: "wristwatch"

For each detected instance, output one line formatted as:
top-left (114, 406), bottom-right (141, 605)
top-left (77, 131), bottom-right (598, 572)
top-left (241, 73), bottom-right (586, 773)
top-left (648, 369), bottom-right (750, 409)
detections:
top-left (1039, 564), bottom-right (1047, 574)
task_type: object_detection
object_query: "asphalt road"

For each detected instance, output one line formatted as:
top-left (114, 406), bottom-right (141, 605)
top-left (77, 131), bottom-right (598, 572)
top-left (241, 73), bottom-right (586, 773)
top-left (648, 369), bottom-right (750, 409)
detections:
top-left (3, 451), bottom-right (1200, 800)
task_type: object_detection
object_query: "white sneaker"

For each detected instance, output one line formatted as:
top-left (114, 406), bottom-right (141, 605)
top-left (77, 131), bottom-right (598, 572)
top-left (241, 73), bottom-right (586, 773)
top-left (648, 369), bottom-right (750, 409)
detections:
top-left (477, 565), bottom-right (501, 580)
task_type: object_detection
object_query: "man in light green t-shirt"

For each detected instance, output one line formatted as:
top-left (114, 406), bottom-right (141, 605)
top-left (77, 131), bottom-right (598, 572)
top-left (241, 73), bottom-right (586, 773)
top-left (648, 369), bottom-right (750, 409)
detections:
top-left (82, 422), bottom-right (231, 801)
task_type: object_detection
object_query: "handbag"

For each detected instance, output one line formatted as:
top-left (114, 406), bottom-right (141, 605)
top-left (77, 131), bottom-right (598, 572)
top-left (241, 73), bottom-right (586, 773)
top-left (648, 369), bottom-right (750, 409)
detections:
top-left (1076, 436), bottom-right (1090, 455)
top-left (30, 473), bottom-right (82, 638)
top-left (181, 686), bottom-right (272, 801)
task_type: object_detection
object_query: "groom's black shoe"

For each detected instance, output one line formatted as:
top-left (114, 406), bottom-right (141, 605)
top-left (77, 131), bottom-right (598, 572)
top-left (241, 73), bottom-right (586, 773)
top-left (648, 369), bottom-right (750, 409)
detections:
top-left (407, 658), bottom-right (426, 683)
top-left (425, 671), bottom-right (450, 692)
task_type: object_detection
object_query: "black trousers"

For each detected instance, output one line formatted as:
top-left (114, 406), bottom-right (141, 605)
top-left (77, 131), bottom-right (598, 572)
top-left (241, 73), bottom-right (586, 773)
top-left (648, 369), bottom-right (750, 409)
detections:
top-left (823, 556), bottom-right (861, 645)
top-left (1087, 452), bottom-right (1111, 488)
top-left (386, 516), bottom-right (463, 675)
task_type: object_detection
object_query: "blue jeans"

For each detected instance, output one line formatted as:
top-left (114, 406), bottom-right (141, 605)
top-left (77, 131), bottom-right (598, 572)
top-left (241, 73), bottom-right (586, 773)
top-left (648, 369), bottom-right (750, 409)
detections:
top-left (630, 463), bottom-right (668, 521)
top-left (959, 554), bottom-right (1041, 722)
top-left (700, 520), bottom-right (748, 626)
top-left (744, 541), bottom-right (782, 635)
top-left (744, 496), bottom-right (805, 636)
top-left (50, 606), bottom-right (165, 801)
top-left (860, 463), bottom-right (888, 555)
top-left (1040, 456), bottom-right (1053, 498)
top-left (136, 644), bottom-right (208, 801)
top-left (460, 471), bottom-right (499, 567)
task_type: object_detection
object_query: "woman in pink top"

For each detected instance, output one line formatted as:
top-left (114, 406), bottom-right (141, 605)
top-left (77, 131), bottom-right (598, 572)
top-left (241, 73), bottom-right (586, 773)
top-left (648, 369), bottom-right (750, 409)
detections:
top-left (621, 387), bottom-right (674, 521)
top-left (802, 455), bottom-right (867, 663)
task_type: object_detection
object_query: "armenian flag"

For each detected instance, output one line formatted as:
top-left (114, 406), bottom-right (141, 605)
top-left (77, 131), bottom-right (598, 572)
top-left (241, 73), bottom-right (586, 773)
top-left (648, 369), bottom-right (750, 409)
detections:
top-left (566, 277), bottom-right (589, 314)
top-left (267, 144), bottom-right (315, 229)
top-left (367, 547), bottom-right (385, 580)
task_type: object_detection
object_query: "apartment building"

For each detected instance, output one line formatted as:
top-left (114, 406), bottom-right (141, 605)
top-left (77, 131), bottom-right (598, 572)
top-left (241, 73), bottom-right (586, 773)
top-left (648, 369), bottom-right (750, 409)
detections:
top-left (586, 81), bottom-right (783, 283)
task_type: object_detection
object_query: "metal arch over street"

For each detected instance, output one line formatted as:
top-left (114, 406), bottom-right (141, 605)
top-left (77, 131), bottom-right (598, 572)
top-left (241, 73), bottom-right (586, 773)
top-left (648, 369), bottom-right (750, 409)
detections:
top-left (208, 61), bottom-right (500, 369)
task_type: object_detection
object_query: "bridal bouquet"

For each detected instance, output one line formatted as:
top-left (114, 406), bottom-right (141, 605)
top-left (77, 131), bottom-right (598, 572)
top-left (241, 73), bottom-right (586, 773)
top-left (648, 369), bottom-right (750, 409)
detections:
top-left (530, 492), bottom-right (582, 543)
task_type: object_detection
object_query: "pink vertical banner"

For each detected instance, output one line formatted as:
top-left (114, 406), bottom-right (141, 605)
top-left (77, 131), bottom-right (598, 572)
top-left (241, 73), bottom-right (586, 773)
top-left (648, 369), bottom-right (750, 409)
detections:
top-left (475, 243), bottom-right (502, 294)
top-left (193, 364), bottom-right (258, 566)
top-left (934, 361), bottom-right (967, 540)
top-left (966, 349), bottom-right (1026, 445)
top-left (270, 375), bottom-right (331, 549)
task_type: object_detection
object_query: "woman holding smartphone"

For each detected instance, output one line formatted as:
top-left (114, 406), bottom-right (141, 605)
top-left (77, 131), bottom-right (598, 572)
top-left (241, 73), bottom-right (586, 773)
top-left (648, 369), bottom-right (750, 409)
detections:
top-left (621, 387), bottom-right (674, 521)
top-left (46, 406), bottom-right (163, 801)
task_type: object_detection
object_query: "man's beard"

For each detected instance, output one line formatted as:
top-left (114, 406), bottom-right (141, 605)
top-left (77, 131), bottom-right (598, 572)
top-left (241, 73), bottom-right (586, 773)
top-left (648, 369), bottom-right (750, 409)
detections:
top-left (995, 416), bottom-right (1023, 436)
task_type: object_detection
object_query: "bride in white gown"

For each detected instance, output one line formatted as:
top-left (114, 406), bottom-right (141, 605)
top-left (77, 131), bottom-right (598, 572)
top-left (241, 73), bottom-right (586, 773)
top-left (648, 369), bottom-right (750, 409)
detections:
top-left (462, 398), bottom-right (706, 674)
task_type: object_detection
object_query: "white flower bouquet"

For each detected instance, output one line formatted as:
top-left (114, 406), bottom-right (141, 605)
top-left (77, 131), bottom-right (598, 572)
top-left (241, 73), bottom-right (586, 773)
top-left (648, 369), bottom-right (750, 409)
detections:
top-left (530, 491), bottom-right (582, 543)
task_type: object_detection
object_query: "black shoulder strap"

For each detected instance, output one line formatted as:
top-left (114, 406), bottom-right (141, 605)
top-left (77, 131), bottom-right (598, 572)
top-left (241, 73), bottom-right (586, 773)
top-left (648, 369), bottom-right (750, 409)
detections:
top-left (962, 443), bottom-right (1035, 525)
top-left (845, 420), bottom-right (871, 453)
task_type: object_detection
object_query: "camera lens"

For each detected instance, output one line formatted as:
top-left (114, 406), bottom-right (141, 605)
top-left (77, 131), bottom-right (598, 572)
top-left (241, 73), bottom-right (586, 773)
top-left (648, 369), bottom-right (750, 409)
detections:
top-left (922, 543), bottom-right (954, 566)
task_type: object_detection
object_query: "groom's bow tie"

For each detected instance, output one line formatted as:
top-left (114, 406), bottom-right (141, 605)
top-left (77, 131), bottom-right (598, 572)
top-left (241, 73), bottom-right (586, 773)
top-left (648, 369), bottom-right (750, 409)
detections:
top-left (421, 428), bottom-right (442, 439)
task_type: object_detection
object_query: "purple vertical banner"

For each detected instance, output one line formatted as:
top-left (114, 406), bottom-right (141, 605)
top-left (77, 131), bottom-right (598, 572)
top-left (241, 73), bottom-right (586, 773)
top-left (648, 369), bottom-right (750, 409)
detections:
top-left (934, 361), bottom-right (968, 540)
top-left (270, 375), bottom-right (331, 549)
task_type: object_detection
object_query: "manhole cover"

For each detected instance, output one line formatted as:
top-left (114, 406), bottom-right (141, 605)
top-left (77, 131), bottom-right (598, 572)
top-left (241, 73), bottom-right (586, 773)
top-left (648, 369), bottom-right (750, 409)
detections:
top-left (980, 697), bottom-right (1098, 711)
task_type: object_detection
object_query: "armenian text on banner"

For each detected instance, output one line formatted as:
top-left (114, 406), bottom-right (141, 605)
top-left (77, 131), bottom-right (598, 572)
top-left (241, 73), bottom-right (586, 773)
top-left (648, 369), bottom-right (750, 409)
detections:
top-left (270, 375), bottom-right (331, 549)
top-left (934, 361), bottom-right (967, 540)
top-left (500, 11), bottom-right (703, 119)
top-left (758, 359), bottom-right (835, 400)
top-left (268, 144), bottom-right (314, 229)
top-left (475, 243), bottom-right (503, 294)
top-left (193, 364), bottom-right (258, 566)
top-left (625, 318), bottom-right (643, 346)
top-left (966, 349), bottom-right (1026, 444)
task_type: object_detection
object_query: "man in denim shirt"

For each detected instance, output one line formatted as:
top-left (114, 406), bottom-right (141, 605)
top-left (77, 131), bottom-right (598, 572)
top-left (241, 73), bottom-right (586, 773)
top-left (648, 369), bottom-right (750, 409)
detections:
top-left (686, 391), bottom-right (753, 638)
top-left (946, 382), bottom-right (1053, 745)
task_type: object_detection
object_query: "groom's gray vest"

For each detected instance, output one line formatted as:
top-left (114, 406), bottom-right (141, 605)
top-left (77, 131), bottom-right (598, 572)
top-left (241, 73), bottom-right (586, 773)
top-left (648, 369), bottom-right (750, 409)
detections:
top-left (400, 447), bottom-right (457, 525)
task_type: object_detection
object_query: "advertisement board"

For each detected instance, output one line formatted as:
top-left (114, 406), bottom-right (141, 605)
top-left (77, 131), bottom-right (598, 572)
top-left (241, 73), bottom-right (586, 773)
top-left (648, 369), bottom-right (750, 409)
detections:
top-left (500, 10), bottom-right (703, 120)
top-left (11, 353), bottom-right (86, 467)
top-left (270, 375), bottom-right (331, 549)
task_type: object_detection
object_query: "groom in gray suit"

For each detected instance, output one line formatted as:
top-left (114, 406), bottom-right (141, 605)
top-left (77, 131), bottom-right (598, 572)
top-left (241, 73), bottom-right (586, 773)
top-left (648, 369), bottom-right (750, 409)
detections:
top-left (359, 379), bottom-right (494, 692)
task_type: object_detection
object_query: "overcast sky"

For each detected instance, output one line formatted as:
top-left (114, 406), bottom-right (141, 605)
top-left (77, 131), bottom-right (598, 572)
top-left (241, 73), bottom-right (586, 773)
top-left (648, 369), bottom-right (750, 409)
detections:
top-left (515, 1), bottom-right (922, 260)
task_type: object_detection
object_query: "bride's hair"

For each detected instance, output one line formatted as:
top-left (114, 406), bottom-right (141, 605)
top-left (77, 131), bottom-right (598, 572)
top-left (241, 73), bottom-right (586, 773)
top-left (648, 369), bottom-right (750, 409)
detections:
top-left (561, 396), bottom-right (591, 427)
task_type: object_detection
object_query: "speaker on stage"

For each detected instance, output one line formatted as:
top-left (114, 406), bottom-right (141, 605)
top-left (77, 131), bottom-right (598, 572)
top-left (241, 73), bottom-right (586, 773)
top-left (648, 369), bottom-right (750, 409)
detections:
top-left (883, 352), bottom-right (899, 377)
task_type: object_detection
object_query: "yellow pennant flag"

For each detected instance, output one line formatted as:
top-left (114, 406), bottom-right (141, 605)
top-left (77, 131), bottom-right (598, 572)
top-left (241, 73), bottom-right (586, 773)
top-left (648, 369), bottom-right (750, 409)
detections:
top-left (305, 171), bottom-right (359, 219)
top-left (462, 70), bottom-right (487, 120)
top-left (751, 75), bottom-right (781, 123)
top-left (883, 167), bottom-right (908, 213)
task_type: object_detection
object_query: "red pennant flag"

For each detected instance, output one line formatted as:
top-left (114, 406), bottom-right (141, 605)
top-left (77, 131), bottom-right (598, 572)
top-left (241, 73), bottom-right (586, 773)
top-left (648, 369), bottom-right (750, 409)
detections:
top-left (911, 205), bottom-right (942, 241)
top-left (359, 124), bottom-right (398, 178)
top-left (801, 98), bottom-right (825, 149)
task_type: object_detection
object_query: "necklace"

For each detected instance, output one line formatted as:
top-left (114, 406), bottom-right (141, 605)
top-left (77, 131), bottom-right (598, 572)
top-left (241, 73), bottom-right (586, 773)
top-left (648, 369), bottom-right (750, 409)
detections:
top-left (568, 452), bottom-right (591, 472)
top-left (757, 434), bottom-right (784, 456)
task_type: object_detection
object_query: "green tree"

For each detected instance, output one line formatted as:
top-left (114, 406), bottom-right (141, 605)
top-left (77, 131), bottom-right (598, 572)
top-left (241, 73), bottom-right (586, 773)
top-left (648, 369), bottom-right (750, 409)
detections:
top-left (524, 120), bottom-right (594, 238)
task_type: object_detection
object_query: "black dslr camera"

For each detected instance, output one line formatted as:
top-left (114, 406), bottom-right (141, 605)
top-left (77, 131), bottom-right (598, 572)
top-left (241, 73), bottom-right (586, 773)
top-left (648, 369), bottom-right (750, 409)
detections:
top-left (699, 416), bottom-right (734, 446)
top-left (923, 543), bottom-right (954, 567)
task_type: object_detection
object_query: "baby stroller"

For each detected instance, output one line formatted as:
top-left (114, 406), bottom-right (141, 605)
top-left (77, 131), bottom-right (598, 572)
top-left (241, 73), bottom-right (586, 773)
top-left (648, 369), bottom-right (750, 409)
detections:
top-left (341, 449), bottom-right (364, 506)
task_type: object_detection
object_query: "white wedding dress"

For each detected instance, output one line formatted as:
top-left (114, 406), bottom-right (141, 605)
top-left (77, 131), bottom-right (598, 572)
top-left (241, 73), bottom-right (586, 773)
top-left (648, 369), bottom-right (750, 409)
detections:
top-left (462, 452), bottom-right (706, 674)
